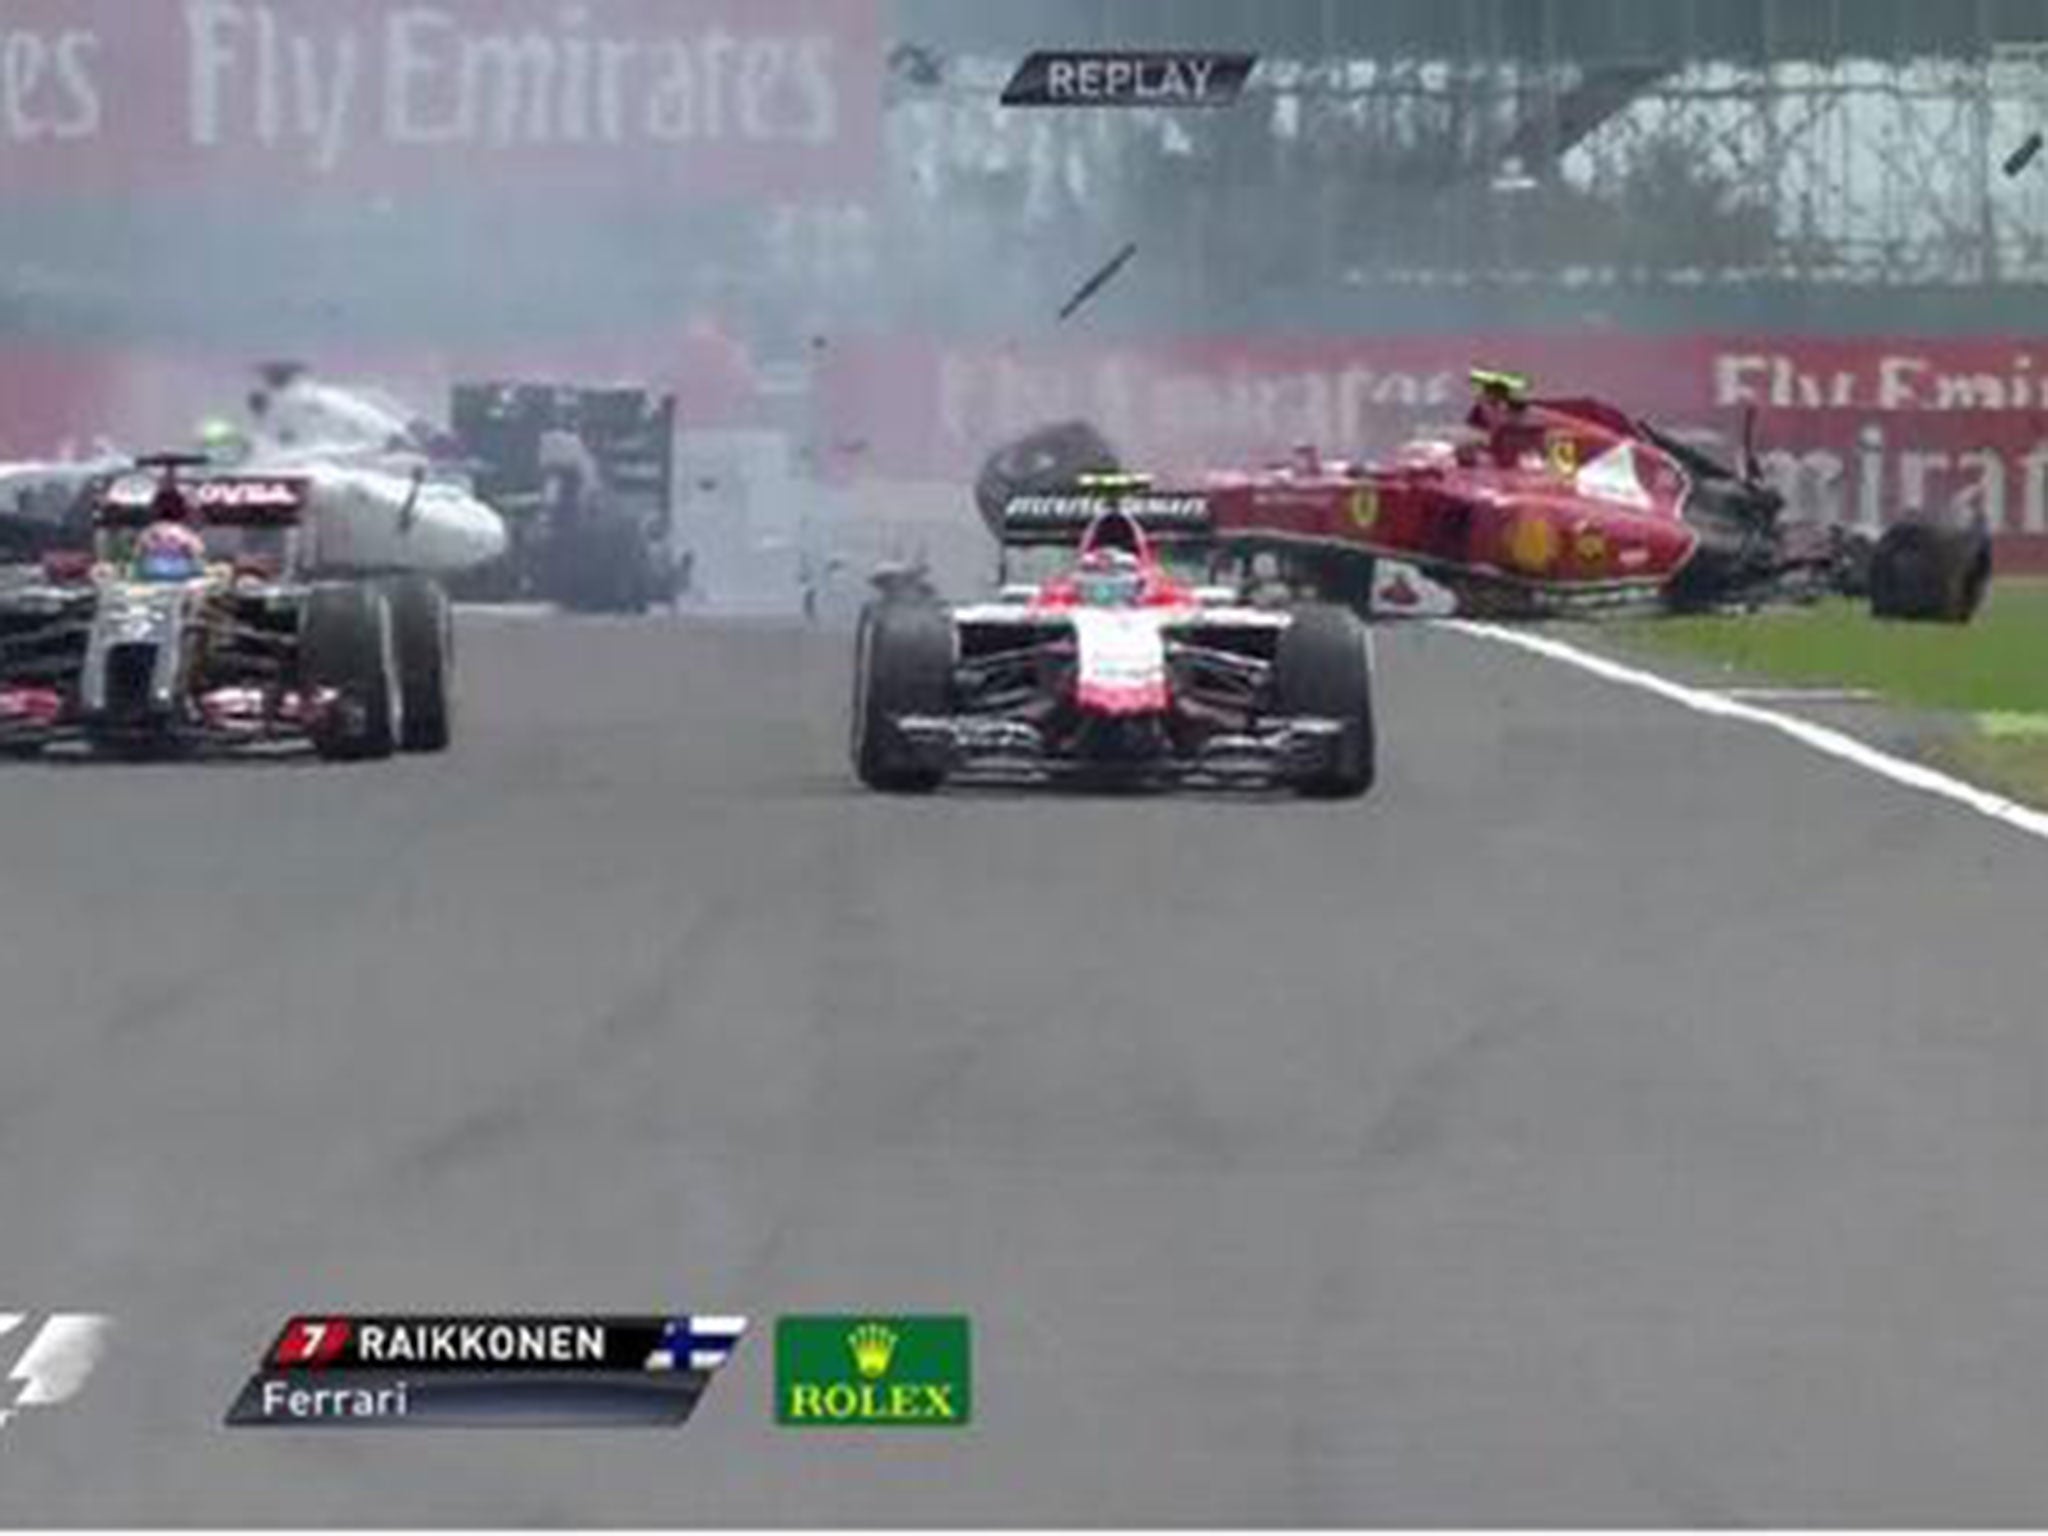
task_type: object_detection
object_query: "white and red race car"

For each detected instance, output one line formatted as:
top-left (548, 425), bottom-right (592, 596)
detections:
top-left (851, 486), bottom-right (1375, 796)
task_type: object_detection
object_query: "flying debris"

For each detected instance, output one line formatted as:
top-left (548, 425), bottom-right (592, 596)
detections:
top-left (2005, 131), bottom-right (2043, 178)
top-left (1057, 242), bottom-right (1138, 322)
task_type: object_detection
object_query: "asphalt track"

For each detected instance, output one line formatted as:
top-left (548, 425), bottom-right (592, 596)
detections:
top-left (2, 611), bottom-right (2047, 1524)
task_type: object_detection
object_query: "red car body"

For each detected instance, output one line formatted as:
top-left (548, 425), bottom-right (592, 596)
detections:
top-left (976, 373), bottom-right (1912, 619)
top-left (1199, 393), bottom-right (1710, 611)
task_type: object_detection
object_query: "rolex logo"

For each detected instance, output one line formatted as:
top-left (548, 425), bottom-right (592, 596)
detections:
top-left (847, 1323), bottom-right (898, 1380)
top-left (777, 1315), bottom-right (970, 1428)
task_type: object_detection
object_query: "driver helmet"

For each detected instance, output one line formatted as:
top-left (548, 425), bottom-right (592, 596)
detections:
top-left (135, 520), bottom-right (207, 582)
top-left (197, 415), bottom-right (252, 466)
top-left (1075, 547), bottom-right (1143, 608)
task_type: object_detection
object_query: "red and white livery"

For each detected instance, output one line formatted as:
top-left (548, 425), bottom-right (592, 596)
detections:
top-left (851, 489), bottom-right (1376, 797)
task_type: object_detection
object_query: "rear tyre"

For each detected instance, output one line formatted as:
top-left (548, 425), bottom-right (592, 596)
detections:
top-left (1869, 519), bottom-right (1992, 623)
top-left (381, 573), bottom-right (453, 753)
top-left (1308, 551), bottom-right (1378, 616)
top-left (302, 584), bottom-right (399, 762)
top-left (1829, 527), bottom-right (1876, 599)
top-left (852, 599), bottom-right (953, 793)
top-left (1272, 603), bottom-right (1376, 798)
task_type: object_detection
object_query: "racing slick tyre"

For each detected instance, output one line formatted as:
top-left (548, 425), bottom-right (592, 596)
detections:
top-left (1829, 527), bottom-right (1876, 600)
top-left (1306, 550), bottom-right (1379, 616)
top-left (852, 599), bottom-right (952, 793)
top-left (380, 573), bottom-right (453, 753)
top-left (302, 584), bottom-right (400, 762)
top-left (1273, 603), bottom-right (1376, 799)
top-left (973, 420), bottom-right (1122, 535)
top-left (1869, 518), bottom-right (1992, 624)
top-left (553, 518), bottom-right (652, 615)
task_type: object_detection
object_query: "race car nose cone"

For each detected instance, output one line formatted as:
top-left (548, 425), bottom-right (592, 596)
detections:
top-left (420, 492), bottom-right (508, 572)
top-left (459, 502), bottom-right (510, 566)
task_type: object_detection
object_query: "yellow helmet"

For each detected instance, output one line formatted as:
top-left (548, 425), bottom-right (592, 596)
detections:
top-left (197, 416), bottom-right (248, 459)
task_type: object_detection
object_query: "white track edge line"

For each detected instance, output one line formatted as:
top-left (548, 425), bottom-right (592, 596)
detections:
top-left (1440, 618), bottom-right (2048, 845)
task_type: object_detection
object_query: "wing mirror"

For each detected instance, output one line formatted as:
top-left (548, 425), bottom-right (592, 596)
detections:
top-left (397, 464), bottom-right (425, 535)
top-left (39, 549), bottom-right (92, 583)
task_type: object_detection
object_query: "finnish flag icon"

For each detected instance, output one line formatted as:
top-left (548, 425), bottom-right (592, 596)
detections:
top-left (645, 1316), bottom-right (747, 1373)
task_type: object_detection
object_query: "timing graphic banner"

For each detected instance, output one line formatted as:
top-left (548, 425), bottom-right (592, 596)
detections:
top-left (224, 1314), bottom-right (747, 1428)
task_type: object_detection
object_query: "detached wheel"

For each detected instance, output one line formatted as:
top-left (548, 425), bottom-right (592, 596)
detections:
top-left (302, 584), bottom-right (399, 761)
top-left (381, 573), bottom-right (453, 753)
top-left (973, 420), bottom-right (1122, 535)
top-left (852, 599), bottom-right (952, 792)
top-left (1870, 520), bottom-right (1992, 623)
top-left (1273, 603), bottom-right (1376, 798)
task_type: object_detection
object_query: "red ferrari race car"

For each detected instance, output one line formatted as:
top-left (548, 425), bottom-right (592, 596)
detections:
top-left (975, 368), bottom-right (1991, 625)
top-left (851, 496), bottom-right (1375, 796)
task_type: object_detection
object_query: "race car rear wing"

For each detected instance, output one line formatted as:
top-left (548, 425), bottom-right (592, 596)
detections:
top-left (97, 473), bottom-right (310, 528)
top-left (998, 480), bottom-right (1214, 546)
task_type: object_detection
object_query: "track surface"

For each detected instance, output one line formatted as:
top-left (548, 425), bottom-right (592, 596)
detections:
top-left (1, 613), bottom-right (2047, 1524)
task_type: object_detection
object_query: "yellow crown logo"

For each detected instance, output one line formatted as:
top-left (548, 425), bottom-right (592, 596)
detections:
top-left (847, 1323), bottom-right (898, 1380)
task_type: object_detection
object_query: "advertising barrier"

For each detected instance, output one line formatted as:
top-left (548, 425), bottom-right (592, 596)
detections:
top-left (0, 0), bottom-right (880, 195)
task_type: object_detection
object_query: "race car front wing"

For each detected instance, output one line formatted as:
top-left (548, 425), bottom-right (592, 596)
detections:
top-left (891, 712), bottom-right (1349, 787)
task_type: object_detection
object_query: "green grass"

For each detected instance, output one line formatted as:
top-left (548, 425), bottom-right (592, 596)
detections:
top-left (1927, 735), bottom-right (2048, 807)
top-left (1610, 581), bottom-right (2048, 716)
top-left (1608, 579), bottom-right (2048, 802)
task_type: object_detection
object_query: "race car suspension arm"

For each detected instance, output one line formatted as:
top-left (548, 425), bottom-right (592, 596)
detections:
top-left (954, 640), bottom-right (1075, 717)
top-left (0, 620), bottom-right (90, 677)
top-left (1167, 643), bottom-right (1268, 711)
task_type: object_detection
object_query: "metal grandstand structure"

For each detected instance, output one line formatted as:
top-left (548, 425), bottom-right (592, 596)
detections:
top-left (885, 0), bottom-right (2048, 295)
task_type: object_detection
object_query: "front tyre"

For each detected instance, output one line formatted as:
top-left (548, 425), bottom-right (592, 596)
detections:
top-left (852, 599), bottom-right (952, 793)
top-left (1273, 603), bottom-right (1376, 798)
top-left (303, 584), bottom-right (400, 762)
top-left (380, 573), bottom-right (453, 753)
